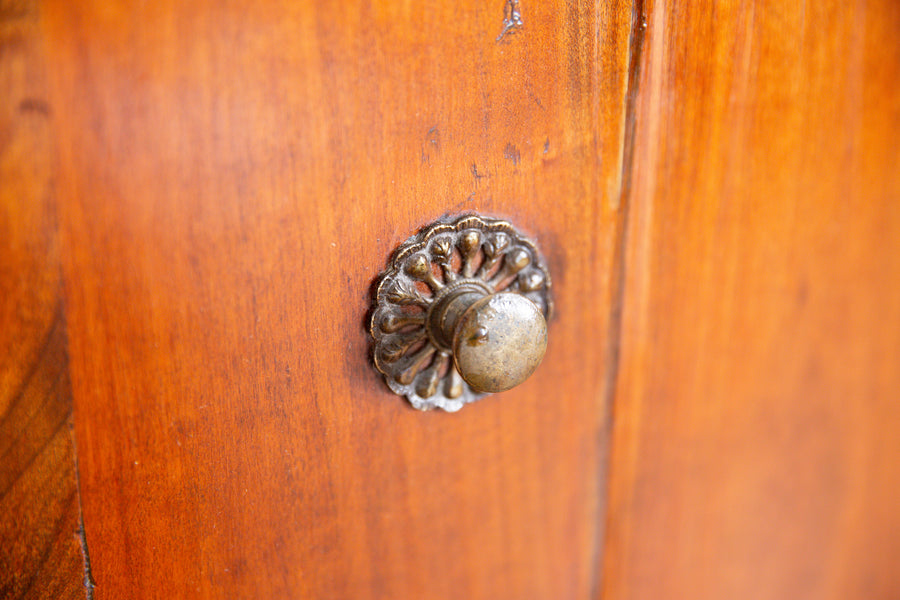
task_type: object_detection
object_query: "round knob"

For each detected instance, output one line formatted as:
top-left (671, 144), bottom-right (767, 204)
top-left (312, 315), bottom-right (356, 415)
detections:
top-left (371, 214), bottom-right (553, 412)
top-left (453, 293), bottom-right (548, 393)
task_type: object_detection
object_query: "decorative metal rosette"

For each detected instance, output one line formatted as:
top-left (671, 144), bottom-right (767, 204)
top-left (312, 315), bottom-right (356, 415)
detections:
top-left (370, 214), bottom-right (552, 411)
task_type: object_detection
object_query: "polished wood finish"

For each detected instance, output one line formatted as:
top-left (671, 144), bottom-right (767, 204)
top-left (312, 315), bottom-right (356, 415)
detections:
top-left (603, 1), bottom-right (900, 598)
top-left (0, 2), bottom-right (86, 597)
top-left (41, 1), bottom-right (635, 597)
top-left (6, 0), bottom-right (900, 597)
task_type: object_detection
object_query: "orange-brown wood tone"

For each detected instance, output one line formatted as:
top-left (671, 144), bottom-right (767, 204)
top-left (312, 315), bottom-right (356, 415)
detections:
top-left (0, 2), bottom-right (86, 598)
top-left (40, 1), bottom-right (635, 598)
top-left (603, 1), bottom-right (900, 599)
top-left (5, 0), bottom-right (900, 597)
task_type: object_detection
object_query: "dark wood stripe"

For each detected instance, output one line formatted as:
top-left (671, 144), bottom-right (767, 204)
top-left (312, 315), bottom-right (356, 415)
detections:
top-left (0, 0), bottom-right (89, 597)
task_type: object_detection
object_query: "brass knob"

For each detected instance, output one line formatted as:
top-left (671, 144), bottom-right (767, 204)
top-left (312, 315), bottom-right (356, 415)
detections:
top-left (437, 290), bottom-right (547, 393)
top-left (371, 215), bottom-right (552, 412)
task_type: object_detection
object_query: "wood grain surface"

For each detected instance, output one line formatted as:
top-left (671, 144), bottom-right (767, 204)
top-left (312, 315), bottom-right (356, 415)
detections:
top-left (7, 0), bottom-right (899, 597)
top-left (40, 1), bottom-right (636, 598)
top-left (603, 1), bottom-right (900, 598)
top-left (0, 1), bottom-right (87, 598)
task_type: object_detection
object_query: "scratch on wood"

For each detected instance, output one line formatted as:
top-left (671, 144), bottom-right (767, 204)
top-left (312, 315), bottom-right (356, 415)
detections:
top-left (422, 127), bottom-right (441, 164)
top-left (525, 82), bottom-right (545, 112)
top-left (504, 143), bottom-right (521, 165)
top-left (77, 520), bottom-right (96, 599)
top-left (71, 419), bottom-right (96, 599)
top-left (471, 163), bottom-right (491, 184)
top-left (66, 398), bottom-right (97, 600)
top-left (496, 0), bottom-right (524, 42)
top-left (427, 127), bottom-right (440, 149)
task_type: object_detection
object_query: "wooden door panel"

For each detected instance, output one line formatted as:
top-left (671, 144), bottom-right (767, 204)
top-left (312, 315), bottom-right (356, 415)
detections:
top-left (603, 1), bottom-right (900, 598)
top-left (41, 1), bottom-right (636, 597)
top-left (8, 0), bottom-right (898, 597)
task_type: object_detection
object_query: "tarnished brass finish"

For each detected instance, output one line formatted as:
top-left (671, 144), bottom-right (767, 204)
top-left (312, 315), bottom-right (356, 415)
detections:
top-left (454, 293), bottom-right (548, 393)
top-left (370, 214), bottom-right (552, 411)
